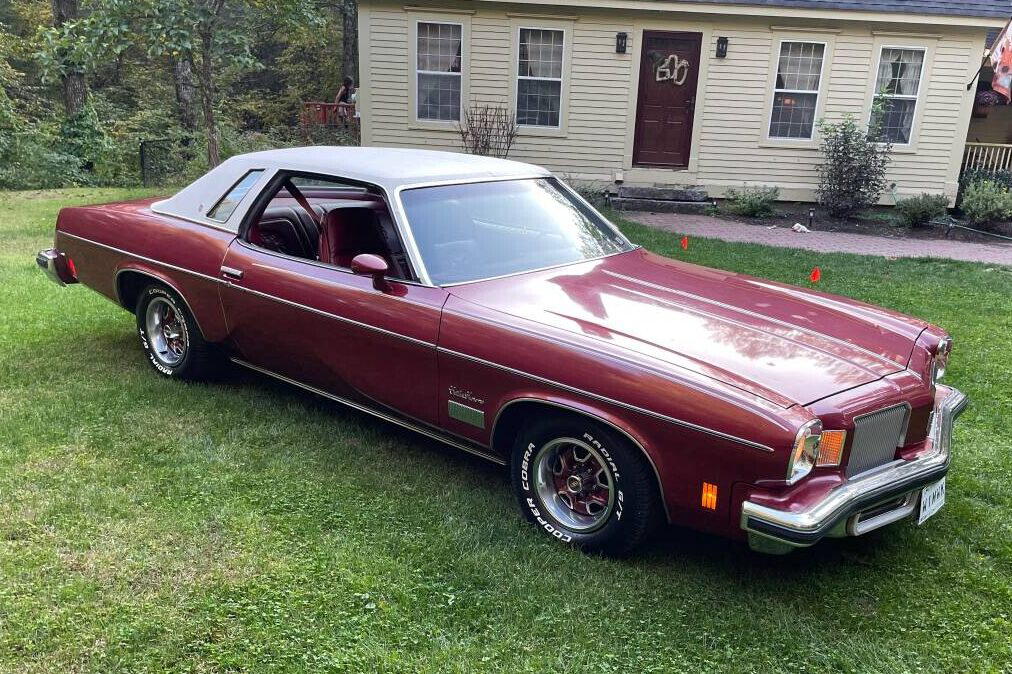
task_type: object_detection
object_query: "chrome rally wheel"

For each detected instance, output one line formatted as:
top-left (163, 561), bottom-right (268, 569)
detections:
top-left (511, 416), bottom-right (663, 556)
top-left (533, 437), bottom-right (615, 533)
top-left (135, 283), bottom-right (215, 381)
top-left (144, 296), bottom-right (188, 367)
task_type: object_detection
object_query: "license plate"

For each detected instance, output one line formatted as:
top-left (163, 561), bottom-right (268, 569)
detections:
top-left (917, 478), bottom-right (946, 525)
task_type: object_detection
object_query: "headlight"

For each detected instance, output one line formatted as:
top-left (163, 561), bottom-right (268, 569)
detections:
top-left (787, 420), bottom-right (822, 485)
top-left (931, 337), bottom-right (952, 383)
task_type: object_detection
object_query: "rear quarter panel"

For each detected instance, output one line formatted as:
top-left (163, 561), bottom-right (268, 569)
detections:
top-left (55, 198), bottom-right (235, 341)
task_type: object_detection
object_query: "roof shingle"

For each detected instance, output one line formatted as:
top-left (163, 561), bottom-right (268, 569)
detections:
top-left (673, 0), bottom-right (1009, 19)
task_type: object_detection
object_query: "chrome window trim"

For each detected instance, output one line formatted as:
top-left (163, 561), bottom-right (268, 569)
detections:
top-left (441, 346), bottom-right (777, 453)
top-left (231, 358), bottom-right (505, 465)
top-left (151, 167), bottom-right (276, 233)
top-left (390, 174), bottom-right (633, 288)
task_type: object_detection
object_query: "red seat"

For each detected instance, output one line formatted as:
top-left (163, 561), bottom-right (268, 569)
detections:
top-left (318, 206), bottom-right (393, 269)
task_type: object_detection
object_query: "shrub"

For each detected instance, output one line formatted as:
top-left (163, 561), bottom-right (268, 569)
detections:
top-left (893, 193), bottom-right (949, 228)
top-left (724, 185), bottom-right (779, 217)
top-left (816, 113), bottom-right (892, 218)
top-left (960, 179), bottom-right (1012, 227)
top-left (458, 104), bottom-right (519, 158)
top-left (559, 174), bottom-right (609, 207)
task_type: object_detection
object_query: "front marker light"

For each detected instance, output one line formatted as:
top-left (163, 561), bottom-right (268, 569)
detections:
top-left (816, 430), bottom-right (846, 467)
top-left (787, 420), bottom-right (822, 485)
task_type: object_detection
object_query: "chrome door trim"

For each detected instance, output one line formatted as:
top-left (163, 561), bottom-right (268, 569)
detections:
top-left (441, 346), bottom-right (777, 453)
top-left (231, 358), bottom-right (506, 465)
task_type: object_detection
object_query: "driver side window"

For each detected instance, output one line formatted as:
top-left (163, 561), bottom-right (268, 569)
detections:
top-left (244, 173), bottom-right (413, 280)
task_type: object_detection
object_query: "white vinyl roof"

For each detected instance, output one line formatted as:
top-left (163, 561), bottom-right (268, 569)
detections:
top-left (152, 146), bottom-right (550, 231)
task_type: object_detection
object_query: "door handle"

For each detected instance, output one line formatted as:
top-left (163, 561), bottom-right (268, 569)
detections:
top-left (220, 265), bottom-right (244, 280)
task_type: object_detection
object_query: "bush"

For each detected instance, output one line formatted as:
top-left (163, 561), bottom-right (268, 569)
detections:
top-left (960, 167), bottom-right (1012, 192)
top-left (558, 174), bottom-right (609, 208)
top-left (816, 113), bottom-right (892, 218)
top-left (724, 185), bottom-right (779, 217)
top-left (960, 179), bottom-right (1012, 228)
top-left (893, 193), bottom-right (949, 228)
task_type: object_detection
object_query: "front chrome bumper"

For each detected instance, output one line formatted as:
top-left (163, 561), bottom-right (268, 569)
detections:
top-left (741, 385), bottom-right (968, 553)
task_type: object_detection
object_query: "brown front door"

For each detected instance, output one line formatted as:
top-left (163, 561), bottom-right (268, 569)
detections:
top-left (633, 31), bottom-right (702, 168)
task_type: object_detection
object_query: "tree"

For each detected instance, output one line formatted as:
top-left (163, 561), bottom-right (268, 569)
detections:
top-left (815, 108), bottom-right (893, 219)
top-left (37, 0), bottom-right (321, 167)
top-left (49, 0), bottom-right (88, 116)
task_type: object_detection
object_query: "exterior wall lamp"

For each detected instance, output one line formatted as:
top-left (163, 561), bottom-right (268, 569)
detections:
top-left (716, 36), bottom-right (729, 58)
top-left (616, 32), bottom-right (628, 54)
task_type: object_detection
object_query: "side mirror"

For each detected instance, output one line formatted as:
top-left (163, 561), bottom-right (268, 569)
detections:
top-left (350, 253), bottom-right (390, 290)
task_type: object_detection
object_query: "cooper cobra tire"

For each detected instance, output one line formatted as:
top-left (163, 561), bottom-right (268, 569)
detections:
top-left (511, 415), bottom-right (662, 555)
top-left (135, 283), bottom-right (215, 381)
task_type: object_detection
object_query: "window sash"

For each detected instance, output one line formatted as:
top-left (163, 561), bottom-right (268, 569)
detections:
top-left (870, 46), bottom-right (925, 144)
top-left (515, 27), bottom-right (565, 128)
top-left (768, 41), bottom-right (826, 140)
top-left (416, 21), bottom-right (463, 122)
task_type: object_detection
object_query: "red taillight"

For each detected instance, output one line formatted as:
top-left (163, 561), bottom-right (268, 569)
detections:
top-left (65, 256), bottom-right (77, 279)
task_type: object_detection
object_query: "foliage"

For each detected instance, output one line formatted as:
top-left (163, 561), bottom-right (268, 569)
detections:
top-left (558, 175), bottom-right (609, 208)
top-left (960, 179), bottom-right (1012, 228)
top-left (893, 193), bottom-right (949, 228)
top-left (458, 104), bottom-right (519, 158)
top-left (0, 0), bottom-right (350, 190)
top-left (4, 190), bottom-right (1012, 673)
top-left (816, 112), bottom-right (893, 218)
top-left (723, 184), bottom-right (779, 217)
top-left (958, 167), bottom-right (1012, 194)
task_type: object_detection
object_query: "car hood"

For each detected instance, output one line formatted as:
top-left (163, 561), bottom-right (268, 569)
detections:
top-left (447, 249), bottom-right (928, 408)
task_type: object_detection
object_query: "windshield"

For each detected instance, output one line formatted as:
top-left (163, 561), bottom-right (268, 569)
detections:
top-left (400, 178), bottom-right (633, 285)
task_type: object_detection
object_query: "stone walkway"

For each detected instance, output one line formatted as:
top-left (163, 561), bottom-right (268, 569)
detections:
top-left (627, 212), bottom-right (1012, 266)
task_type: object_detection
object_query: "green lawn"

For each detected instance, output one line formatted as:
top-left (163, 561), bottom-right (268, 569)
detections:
top-left (2, 189), bottom-right (1010, 673)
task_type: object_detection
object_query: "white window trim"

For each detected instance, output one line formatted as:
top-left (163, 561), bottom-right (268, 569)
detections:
top-left (412, 18), bottom-right (465, 126)
top-left (765, 39), bottom-right (828, 142)
top-left (514, 25), bottom-right (567, 131)
top-left (868, 44), bottom-right (927, 147)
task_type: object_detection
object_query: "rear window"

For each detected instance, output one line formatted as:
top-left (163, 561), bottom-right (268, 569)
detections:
top-left (207, 169), bottom-right (264, 221)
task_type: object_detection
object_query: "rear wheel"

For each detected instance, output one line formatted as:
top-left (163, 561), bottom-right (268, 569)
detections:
top-left (511, 415), bottom-right (662, 555)
top-left (135, 284), bottom-right (214, 380)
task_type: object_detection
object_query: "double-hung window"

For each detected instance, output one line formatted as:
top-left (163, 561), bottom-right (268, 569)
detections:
top-left (871, 47), bottom-right (925, 144)
top-left (768, 41), bottom-right (826, 140)
top-left (416, 21), bottom-right (462, 122)
top-left (516, 28), bottom-right (564, 128)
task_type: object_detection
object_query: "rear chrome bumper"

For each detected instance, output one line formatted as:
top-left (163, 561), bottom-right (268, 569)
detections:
top-left (36, 248), bottom-right (74, 286)
top-left (741, 385), bottom-right (968, 553)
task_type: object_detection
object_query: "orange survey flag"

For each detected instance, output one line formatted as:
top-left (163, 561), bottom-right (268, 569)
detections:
top-left (810, 267), bottom-right (822, 283)
top-left (991, 18), bottom-right (1012, 101)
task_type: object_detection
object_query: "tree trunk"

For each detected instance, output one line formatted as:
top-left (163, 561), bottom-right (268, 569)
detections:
top-left (172, 56), bottom-right (198, 133)
top-left (50, 0), bottom-right (88, 117)
top-left (198, 31), bottom-right (220, 167)
top-left (341, 0), bottom-right (358, 84)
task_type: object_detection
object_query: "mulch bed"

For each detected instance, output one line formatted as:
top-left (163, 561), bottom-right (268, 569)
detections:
top-left (717, 203), bottom-right (1012, 245)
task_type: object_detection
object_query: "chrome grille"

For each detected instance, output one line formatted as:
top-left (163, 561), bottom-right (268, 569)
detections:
top-left (846, 404), bottom-right (910, 478)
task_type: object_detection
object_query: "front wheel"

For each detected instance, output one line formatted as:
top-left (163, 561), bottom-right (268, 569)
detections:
top-left (135, 283), bottom-right (215, 380)
top-left (510, 416), bottom-right (662, 555)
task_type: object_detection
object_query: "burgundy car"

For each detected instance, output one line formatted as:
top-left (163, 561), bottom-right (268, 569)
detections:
top-left (37, 147), bottom-right (965, 555)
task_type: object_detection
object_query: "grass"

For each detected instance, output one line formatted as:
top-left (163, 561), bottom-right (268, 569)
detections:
top-left (2, 188), bottom-right (1011, 673)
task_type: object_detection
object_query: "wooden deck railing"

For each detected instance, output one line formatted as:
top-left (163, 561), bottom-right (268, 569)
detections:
top-left (962, 142), bottom-right (1012, 173)
top-left (301, 102), bottom-right (357, 127)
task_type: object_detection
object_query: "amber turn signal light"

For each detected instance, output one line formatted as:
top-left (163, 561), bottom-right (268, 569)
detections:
top-left (816, 430), bottom-right (846, 467)
top-left (701, 482), bottom-right (718, 510)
